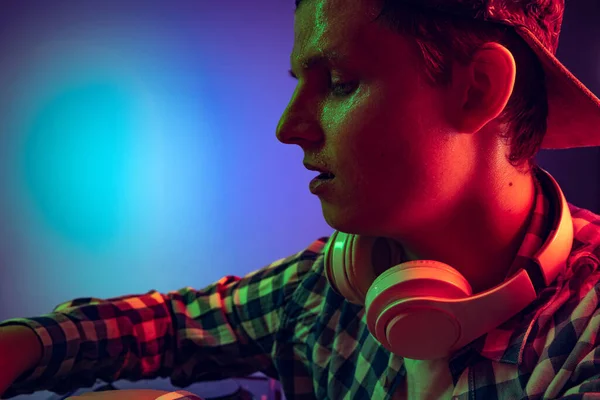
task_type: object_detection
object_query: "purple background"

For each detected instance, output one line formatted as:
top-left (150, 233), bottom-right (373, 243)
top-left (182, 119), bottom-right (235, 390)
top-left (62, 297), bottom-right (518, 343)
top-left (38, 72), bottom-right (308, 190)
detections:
top-left (0, 1), bottom-right (598, 399)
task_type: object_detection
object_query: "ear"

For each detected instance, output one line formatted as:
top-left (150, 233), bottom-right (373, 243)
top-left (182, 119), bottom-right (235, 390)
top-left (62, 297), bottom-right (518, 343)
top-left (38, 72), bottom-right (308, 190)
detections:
top-left (445, 42), bottom-right (517, 134)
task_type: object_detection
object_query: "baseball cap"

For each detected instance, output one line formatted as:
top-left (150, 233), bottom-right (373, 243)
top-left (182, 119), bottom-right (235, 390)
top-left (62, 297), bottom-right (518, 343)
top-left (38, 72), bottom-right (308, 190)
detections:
top-left (399, 0), bottom-right (600, 149)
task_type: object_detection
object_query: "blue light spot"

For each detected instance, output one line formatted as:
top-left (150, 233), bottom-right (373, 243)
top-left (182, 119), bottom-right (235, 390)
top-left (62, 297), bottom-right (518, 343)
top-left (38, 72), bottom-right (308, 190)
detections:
top-left (21, 79), bottom-right (134, 250)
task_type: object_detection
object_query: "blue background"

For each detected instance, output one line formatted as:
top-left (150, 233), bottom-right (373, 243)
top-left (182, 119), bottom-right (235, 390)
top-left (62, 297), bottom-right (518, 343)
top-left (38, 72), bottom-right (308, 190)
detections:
top-left (0, 1), bottom-right (599, 399)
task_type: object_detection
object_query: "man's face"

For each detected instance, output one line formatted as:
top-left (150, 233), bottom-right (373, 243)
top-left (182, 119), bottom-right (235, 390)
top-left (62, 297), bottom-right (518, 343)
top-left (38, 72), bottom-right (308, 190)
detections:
top-left (276, 0), bottom-right (476, 237)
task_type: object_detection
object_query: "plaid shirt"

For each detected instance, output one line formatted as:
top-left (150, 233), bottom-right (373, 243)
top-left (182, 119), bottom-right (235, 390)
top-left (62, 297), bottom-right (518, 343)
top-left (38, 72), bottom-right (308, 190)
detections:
top-left (2, 173), bottom-right (600, 400)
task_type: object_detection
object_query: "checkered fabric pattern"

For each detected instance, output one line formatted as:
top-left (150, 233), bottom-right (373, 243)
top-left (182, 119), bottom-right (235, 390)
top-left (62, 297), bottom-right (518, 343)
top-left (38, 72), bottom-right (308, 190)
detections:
top-left (2, 172), bottom-right (600, 399)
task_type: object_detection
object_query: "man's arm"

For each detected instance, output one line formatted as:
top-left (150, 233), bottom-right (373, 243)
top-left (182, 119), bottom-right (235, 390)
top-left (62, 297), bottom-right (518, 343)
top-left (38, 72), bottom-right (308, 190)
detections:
top-left (0, 237), bottom-right (328, 398)
top-left (0, 325), bottom-right (43, 395)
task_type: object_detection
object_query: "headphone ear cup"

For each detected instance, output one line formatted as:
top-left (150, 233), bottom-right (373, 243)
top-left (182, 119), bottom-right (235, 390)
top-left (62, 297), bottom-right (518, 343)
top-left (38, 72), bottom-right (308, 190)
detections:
top-left (325, 233), bottom-right (375, 304)
top-left (370, 261), bottom-right (472, 301)
top-left (365, 261), bottom-right (473, 359)
top-left (325, 233), bottom-right (405, 304)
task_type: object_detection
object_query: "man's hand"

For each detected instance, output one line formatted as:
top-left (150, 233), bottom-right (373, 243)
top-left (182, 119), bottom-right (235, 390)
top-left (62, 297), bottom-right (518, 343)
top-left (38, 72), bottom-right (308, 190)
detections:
top-left (0, 325), bottom-right (43, 398)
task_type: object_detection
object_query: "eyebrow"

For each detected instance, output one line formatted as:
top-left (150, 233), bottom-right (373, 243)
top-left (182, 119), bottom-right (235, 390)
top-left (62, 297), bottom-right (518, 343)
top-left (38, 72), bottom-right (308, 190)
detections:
top-left (288, 49), bottom-right (345, 79)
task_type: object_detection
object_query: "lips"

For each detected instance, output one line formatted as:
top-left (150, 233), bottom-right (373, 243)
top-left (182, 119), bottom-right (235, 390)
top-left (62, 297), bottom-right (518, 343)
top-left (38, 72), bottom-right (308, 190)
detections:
top-left (309, 172), bottom-right (335, 194)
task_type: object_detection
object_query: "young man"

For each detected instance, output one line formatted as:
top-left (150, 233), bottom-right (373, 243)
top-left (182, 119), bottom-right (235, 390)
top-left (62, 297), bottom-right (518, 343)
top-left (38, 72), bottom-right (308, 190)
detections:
top-left (2, 0), bottom-right (600, 399)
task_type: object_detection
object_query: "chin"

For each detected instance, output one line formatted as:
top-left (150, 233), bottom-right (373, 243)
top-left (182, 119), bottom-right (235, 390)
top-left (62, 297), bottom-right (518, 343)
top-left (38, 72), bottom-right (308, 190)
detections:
top-left (321, 201), bottom-right (386, 236)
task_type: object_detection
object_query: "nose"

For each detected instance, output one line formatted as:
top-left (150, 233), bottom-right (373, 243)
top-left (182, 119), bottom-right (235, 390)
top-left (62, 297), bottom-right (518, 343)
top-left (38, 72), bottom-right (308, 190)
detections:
top-left (276, 89), bottom-right (323, 147)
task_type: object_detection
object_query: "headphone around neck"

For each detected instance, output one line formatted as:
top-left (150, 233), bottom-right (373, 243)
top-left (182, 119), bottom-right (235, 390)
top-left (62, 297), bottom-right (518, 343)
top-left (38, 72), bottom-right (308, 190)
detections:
top-left (323, 167), bottom-right (574, 360)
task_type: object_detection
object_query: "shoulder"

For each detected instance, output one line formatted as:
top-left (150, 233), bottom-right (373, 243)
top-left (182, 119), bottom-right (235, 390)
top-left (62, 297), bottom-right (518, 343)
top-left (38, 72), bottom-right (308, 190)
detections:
top-left (243, 236), bottom-right (330, 291)
top-left (524, 205), bottom-right (600, 396)
top-left (568, 203), bottom-right (600, 262)
top-left (558, 204), bottom-right (600, 311)
top-left (276, 236), bottom-right (333, 320)
top-left (560, 203), bottom-right (600, 289)
top-left (543, 204), bottom-right (600, 342)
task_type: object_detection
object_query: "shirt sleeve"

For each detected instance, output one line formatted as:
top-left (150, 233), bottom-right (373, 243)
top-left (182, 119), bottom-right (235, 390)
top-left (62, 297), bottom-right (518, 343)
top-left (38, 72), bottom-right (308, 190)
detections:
top-left (0, 237), bottom-right (329, 398)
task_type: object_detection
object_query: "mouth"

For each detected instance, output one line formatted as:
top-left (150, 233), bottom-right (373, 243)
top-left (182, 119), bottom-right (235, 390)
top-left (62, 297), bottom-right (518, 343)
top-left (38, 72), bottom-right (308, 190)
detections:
top-left (315, 172), bottom-right (335, 180)
top-left (309, 172), bottom-right (335, 194)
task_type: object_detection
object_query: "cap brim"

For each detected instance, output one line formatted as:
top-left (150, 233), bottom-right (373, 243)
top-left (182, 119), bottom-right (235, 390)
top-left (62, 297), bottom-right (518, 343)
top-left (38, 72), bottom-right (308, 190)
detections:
top-left (515, 26), bottom-right (600, 150)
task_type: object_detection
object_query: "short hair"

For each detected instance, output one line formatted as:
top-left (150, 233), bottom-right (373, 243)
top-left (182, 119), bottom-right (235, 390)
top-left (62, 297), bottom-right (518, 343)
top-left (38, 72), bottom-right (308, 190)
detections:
top-left (294, 0), bottom-right (548, 174)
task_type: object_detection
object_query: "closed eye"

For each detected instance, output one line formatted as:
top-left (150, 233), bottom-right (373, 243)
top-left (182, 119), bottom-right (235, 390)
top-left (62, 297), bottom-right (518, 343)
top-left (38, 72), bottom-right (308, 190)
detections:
top-left (288, 69), bottom-right (357, 97)
top-left (330, 81), bottom-right (358, 97)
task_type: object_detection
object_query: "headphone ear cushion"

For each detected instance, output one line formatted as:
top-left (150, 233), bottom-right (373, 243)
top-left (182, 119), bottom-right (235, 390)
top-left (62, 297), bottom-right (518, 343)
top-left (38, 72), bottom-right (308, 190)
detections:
top-left (325, 233), bottom-right (406, 304)
top-left (367, 260), bottom-right (473, 309)
top-left (365, 261), bottom-right (473, 358)
top-left (325, 234), bottom-right (374, 304)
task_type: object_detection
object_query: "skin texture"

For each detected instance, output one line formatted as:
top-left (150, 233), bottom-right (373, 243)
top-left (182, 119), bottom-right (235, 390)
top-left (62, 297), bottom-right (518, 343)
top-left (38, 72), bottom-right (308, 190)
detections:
top-left (276, 0), bottom-right (536, 295)
top-left (0, 326), bottom-right (43, 397)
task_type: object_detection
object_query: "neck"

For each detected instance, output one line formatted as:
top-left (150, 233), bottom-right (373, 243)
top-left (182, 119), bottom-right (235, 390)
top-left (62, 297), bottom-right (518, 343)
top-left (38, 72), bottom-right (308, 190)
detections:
top-left (395, 166), bottom-right (536, 294)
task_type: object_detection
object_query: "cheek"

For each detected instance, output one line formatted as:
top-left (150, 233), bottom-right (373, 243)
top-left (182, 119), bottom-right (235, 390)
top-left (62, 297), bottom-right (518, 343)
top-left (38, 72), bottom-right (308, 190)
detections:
top-left (323, 83), bottom-right (450, 180)
top-left (340, 101), bottom-right (433, 173)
